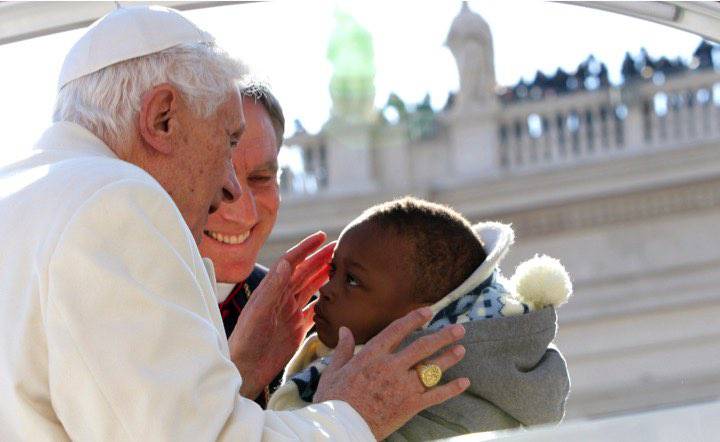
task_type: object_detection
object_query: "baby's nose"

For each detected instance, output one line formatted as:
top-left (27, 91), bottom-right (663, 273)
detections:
top-left (318, 284), bottom-right (334, 302)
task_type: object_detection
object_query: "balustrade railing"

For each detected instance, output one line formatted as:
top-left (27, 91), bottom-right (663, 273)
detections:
top-left (498, 69), bottom-right (720, 172)
top-left (637, 73), bottom-right (720, 147)
top-left (282, 69), bottom-right (720, 196)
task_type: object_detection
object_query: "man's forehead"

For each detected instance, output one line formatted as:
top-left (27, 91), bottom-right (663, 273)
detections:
top-left (224, 91), bottom-right (245, 133)
top-left (233, 143), bottom-right (278, 170)
top-left (239, 136), bottom-right (277, 155)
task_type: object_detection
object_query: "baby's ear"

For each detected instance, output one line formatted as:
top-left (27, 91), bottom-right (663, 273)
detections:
top-left (511, 255), bottom-right (572, 310)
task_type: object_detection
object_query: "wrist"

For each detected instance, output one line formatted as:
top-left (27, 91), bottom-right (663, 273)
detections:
top-left (231, 351), bottom-right (262, 399)
top-left (238, 375), bottom-right (263, 399)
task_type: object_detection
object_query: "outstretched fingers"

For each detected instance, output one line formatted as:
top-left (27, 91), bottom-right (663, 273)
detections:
top-left (364, 307), bottom-right (434, 354)
top-left (283, 231), bottom-right (328, 268)
top-left (424, 344), bottom-right (466, 372)
top-left (294, 265), bottom-right (330, 306)
top-left (290, 242), bottom-right (335, 287)
top-left (421, 377), bottom-right (471, 408)
top-left (249, 258), bottom-right (292, 308)
top-left (395, 324), bottom-right (466, 369)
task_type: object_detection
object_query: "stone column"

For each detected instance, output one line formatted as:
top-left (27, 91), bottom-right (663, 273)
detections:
top-left (322, 119), bottom-right (377, 195)
top-left (374, 123), bottom-right (411, 192)
top-left (447, 107), bottom-right (499, 179)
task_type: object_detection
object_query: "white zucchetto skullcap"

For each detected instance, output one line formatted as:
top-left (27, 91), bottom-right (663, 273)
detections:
top-left (58, 5), bottom-right (213, 90)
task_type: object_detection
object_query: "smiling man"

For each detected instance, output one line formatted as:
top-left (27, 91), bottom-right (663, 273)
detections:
top-left (200, 84), bottom-right (282, 286)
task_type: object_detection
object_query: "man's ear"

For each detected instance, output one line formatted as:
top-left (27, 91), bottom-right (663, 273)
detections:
top-left (138, 84), bottom-right (179, 155)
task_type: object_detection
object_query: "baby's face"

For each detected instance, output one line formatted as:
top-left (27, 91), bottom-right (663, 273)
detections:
top-left (314, 221), bottom-right (426, 348)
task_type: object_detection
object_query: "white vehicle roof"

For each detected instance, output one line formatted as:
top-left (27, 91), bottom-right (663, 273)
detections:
top-left (1, 1), bottom-right (719, 46)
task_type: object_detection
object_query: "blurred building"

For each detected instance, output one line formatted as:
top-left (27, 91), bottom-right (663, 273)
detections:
top-left (262, 2), bottom-right (720, 420)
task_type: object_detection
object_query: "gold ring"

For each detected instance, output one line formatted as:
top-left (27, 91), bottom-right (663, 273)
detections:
top-left (416, 363), bottom-right (442, 388)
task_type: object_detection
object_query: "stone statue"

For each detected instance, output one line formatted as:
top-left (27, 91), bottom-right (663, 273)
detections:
top-left (446, 2), bottom-right (496, 111)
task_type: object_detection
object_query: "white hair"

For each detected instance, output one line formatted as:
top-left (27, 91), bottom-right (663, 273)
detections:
top-left (53, 42), bottom-right (247, 155)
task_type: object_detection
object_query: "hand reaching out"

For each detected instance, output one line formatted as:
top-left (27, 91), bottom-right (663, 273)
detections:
top-left (228, 231), bottom-right (334, 399)
top-left (314, 308), bottom-right (470, 440)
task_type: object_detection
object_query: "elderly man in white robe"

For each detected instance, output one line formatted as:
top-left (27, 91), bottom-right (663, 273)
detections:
top-left (0, 6), bottom-right (469, 441)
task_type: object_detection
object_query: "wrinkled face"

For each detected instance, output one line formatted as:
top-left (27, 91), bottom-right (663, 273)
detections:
top-left (169, 90), bottom-right (244, 244)
top-left (314, 220), bottom-right (426, 348)
top-left (199, 98), bottom-right (281, 282)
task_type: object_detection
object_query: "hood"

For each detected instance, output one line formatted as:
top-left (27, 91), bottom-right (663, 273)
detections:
top-left (425, 222), bottom-right (571, 331)
top-left (424, 222), bottom-right (520, 332)
top-left (427, 221), bottom-right (515, 319)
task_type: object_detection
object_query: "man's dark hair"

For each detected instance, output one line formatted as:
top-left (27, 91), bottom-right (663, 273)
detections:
top-left (359, 196), bottom-right (486, 304)
top-left (241, 81), bottom-right (285, 149)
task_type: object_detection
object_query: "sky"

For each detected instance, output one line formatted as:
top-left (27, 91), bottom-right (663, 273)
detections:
top-left (0, 1), bottom-right (704, 165)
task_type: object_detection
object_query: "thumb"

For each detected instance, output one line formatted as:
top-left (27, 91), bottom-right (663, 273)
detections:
top-left (300, 300), bottom-right (318, 335)
top-left (326, 326), bottom-right (355, 374)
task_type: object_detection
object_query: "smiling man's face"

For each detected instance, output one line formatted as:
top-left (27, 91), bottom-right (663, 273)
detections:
top-left (199, 98), bottom-right (281, 282)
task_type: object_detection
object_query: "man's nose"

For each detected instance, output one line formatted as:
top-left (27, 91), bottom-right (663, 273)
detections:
top-left (221, 181), bottom-right (259, 226)
top-left (222, 166), bottom-right (242, 204)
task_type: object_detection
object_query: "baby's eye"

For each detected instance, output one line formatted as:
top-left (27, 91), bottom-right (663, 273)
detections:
top-left (346, 273), bottom-right (360, 287)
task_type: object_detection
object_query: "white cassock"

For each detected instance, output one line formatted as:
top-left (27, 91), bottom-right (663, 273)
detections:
top-left (0, 122), bottom-right (374, 441)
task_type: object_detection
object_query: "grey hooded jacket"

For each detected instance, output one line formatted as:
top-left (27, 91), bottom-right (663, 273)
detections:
top-left (390, 307), bottom-right (568, 441)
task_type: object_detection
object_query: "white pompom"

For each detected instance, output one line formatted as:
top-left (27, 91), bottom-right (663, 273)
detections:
top-left (511, 255), bottom-right (572, 310)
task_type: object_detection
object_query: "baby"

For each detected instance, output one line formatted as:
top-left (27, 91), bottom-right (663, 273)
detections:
top-left (268, 197), bottom-right (571, 440)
